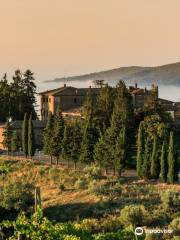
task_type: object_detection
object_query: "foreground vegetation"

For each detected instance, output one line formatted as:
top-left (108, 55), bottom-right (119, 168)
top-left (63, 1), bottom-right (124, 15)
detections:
top-left (0, 159), bottom-right (179, 239)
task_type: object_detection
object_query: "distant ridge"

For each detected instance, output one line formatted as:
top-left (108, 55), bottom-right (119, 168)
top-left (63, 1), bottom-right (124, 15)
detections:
top-left (48, 62), bottom-right (180, 86)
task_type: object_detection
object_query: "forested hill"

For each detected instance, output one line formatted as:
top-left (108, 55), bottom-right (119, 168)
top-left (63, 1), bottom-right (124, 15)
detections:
top-left (51, 62), bottom-right (180, 86)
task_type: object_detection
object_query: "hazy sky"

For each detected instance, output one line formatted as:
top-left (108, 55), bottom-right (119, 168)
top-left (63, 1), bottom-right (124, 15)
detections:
top-left (1, 0), bottom-right (180, 84)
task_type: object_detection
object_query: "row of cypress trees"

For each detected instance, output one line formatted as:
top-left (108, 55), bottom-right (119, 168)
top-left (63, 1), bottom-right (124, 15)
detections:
top-left (22, 113), bottom-right (35, 158)
top-left (136, 122), bottom-right (178, 183)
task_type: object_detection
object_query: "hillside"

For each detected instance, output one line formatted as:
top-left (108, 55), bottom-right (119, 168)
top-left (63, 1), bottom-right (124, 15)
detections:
top-left (51, 62), bottom-right (180, 86)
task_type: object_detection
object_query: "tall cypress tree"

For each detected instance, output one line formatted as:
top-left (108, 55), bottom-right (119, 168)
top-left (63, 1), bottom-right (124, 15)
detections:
top-left (28, 114), bottom-right (35, 158)
top-left (159, 140), bottom-right (168, 182)
top-left (114, 127), bottom-right (127, 177)
top-left (22, 113), bottom-right (28, 157)
top-left (79, 116), bottom-right (95, 164)
top-left (150, 135), bottom-right (159, 179)
top-left (51, 108), bottom-right (65, 165)
top-left (43, 112), bottom-right (54, 164)
top-left (167, 131), bottom-right (178, 183)
top-left (62, 125), bottom-right (72, 168)
top-left (11, 131), bottom-right (20, 154)
top-left (142, 137), bottom-right (151, 179)
top-left (136, 122), bottom-right (144, 178)
top-left (2, 121), bottom-right (12, 154)
top-left (71, 121), bottom-right (82, 169)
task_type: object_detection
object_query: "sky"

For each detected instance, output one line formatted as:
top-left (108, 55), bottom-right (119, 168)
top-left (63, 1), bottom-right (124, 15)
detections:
top-left (1, 0), bottom-right (180, 85)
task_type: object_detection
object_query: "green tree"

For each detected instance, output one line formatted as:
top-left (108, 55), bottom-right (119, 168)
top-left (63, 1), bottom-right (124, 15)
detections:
top-left (43, 112), bottom-right (54, 164)
top-left (167, 131), bottom-right (178, 183)
top-left (11, 131), bottom-right (20, 154)
top-left (51, 108), bottom-right (65, 165)
top-left (114, 127), bottom-right (127, 177)
top-left (28, 114), bottom-right (36, 158)
top-left (71, 121), bottom-right (82, 169)
top-left (2, 121), bottom-right (12, 154)
top-left (150, 135), bottom-right (159, 179)
top-left (62, 124), bottom-right (73, 168)
top-left (22, 70), bottom-right (37, 119)
top-left (159, 140), bottom-right (168, 182)
top-left (136, 122), bottom-right (144, 178)
top-left (80, 117), bottom-right (96, 164)
top-left (94, 84), bottom-right (114, 133)
top-left (22, 113), bottom-right (28, 157)
top-left (142, 137), bottom-right (151, 179)
top-left (82, 89), bottom-right (94, 121)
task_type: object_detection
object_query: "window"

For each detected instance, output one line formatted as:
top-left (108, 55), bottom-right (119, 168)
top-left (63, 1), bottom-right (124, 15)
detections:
top-left (74, 98), bottom-right (77, 103)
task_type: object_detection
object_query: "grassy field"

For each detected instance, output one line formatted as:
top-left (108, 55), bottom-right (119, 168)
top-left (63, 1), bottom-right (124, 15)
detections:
top-left (0, 157), bottom-right (179, 238)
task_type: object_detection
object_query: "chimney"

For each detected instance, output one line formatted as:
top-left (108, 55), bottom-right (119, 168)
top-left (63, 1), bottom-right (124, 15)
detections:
top-left (135, 83), bottom-right (138, 89)
top-left (64, 83), bottom-right (66, 87)
top-left (89, 85), bottom-right (91, 88)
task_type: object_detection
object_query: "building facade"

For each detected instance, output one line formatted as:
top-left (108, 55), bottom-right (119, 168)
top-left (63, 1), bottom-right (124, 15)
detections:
top-left (0, 120), bottom-right (45, 150)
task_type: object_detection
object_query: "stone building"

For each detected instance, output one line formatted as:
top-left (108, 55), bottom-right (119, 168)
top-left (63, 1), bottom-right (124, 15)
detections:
top-left (39, 84), bottom-right (100, 120)
top-left (0, 120), bottom-right (45, 150)
top-left (39, 83), bottom-right (180, 125)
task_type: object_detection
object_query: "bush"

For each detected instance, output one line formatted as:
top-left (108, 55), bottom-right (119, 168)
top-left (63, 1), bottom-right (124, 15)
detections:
top-left (119, 204), bottom-right (147, 227)
top-left (145, 233), bottom-right (160, 240)
top-left (161, 190), bottom-right (180, 210)
top-left (74, 179), bottom-right (87, 190)
top-left (0, 182), bottom-right (34, 213)
top-left (88, 180), bottom-right (106, 195)
top-left (0, 165), bottom-right (9, 175)
top-left (169, 217), bottom-right (180, 239)
top-left (84, 165), bottom-right (102, 181)
top-left (59, 183), bottom-right (65, 192)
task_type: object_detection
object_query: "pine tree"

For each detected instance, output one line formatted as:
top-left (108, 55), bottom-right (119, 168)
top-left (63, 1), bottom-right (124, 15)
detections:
top-left (2, 121), bottom-right (12, 154)
top-left (114, 127), bottom-right (127, 177)
top-left (150, 135), bottom-right (159, 179)
top-left (167, 131), bottom-right (178, 183)
top-left (11, 131), bottom-right (20, 154)
top-left (142, 137), bottom-right (151, 179)
top-left (43, 112), bottom-right (54, 164)
top-left (71, 121), bottom-right (82, 169)
top-left (22, 113), bottom-right (28, 157)
top-left (136, 122), bottom-right (144, 178)
top-left (28, 114), bottom-right (36, 158)
top-left (51, 108), bottom-right (65, 165)
top-left (79, 116), bottom-right (96, 164)
top-left (62, 125), bottom-right (72, 168)
top-left (159, 140), bottom-right (168, 182)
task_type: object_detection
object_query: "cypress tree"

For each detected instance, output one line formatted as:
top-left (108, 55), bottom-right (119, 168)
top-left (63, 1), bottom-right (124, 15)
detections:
top-left (167, 131), bottom-right (178, 183)
top-left (62, 125), bottom-right (72, 168)
top-left (136, 122), bottom-right (144, 178)
top-left (51, 108), bottom-right (65, 165)
top-left (22, 113), bottom-right (28, 157)
top-left (43, 112), bottom-right (54, 164)
top-left (142, 137), bottom-right (151, 179)
top-left (159, 140), bottom-right (168, 182)
top-left (114, 127), bottom-right (127, 177)
top-left (150, 135), bottom-right (159, 179)
top-left (2, 121), bottom-right (12, 154)
top-left (28, 114), bottom-right (36, 158)
top-left (11, 131), bottom-right (20, 154)
top-left (79, 116), bottom-right (95, 164)
top-left (71, 121), bottom-right (82, 169)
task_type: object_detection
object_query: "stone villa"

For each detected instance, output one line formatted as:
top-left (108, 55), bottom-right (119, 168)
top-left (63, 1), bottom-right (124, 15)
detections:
top-left (39, 83), bottom-right (180, 124)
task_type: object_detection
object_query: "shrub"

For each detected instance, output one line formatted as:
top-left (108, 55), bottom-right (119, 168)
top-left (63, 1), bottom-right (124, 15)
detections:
top-left (161, 190), bottom-right (180, 210)
top-left (169, 217), bottom-right (180, 239)
top-left (0, 165), bottom-right (9, 175)
top-left (84, 165), bottom-right (102, 181)
top-left (48, 168), bottom-right (60, 182)
top-left (88, 180), bottom-right (106, 195)
top-left (0, 182), bottom-right (34, 213)
top-left (145, 233), bottom-right (160, 240)
top-left (119, 204), bottom-right (147, 227)
top-left (74, 179), bottom-right (87, 190)
top-left (59, 183), bottom-right (65, 192)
